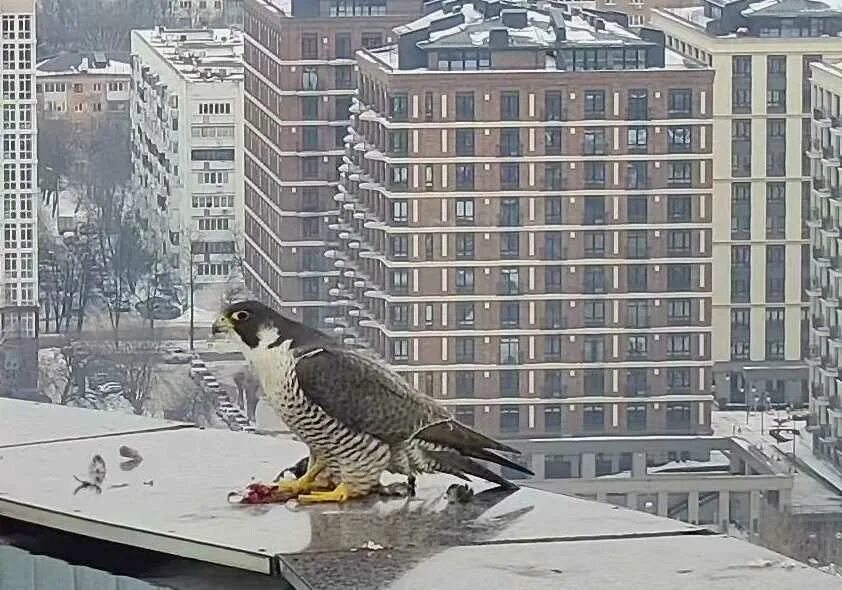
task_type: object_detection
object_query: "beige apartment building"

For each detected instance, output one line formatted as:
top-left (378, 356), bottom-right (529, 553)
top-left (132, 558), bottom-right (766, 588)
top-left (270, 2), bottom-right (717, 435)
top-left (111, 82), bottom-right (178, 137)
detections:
top-left (242, 0), bottom-right (424, 327)
top-left (652, 0), bottom-right (842, 410)
top-left (595, 0), bottom-right (696, 27)
top-left (330, 1), bottom-right (715, 440)
top-left (35, 51), bottom-right (131, 135)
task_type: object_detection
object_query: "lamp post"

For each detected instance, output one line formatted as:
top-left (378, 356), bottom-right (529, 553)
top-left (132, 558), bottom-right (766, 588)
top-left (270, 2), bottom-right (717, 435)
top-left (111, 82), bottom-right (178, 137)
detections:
top-left (188, 240), bottom-right (195, 352)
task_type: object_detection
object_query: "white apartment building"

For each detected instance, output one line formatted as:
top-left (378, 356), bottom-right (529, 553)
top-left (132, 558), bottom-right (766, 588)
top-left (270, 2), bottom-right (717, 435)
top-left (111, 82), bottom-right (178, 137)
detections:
top-left (130, 27), bottom-right (244, 285)
top-left (805, 59), bottom-right (842, 461)
top-left (168, 0), bottom-right (243, 27)
top-left (651, 0), bottom-right (842, 410)
top-left (0, 0), bottom-right (37, 398)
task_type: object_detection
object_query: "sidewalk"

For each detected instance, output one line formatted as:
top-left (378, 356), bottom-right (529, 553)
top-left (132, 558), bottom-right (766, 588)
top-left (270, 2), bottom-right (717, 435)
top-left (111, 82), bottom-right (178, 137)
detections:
top-left (714, 410), bottom-right (842, 493)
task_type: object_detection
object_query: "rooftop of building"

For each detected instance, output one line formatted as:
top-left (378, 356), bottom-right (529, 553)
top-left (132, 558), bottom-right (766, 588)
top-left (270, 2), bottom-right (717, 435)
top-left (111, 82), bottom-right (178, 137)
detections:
top-left (132, 27), bottom-right (243, 83)
top-left (36, 51), bottom-right (131, 78)
top-left (363, 0), bottom-right (706, 72)
top-left (0, 397), bottom-right (835, 589)
top-left (658, 0), bottom-right (842, 38)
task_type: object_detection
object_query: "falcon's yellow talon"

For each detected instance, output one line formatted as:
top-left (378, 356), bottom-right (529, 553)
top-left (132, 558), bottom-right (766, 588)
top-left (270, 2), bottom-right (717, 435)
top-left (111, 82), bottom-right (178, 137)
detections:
top-left (298, 483), bottom-right (353, 504)
top-left (273, 457), bottom-right (326, 495)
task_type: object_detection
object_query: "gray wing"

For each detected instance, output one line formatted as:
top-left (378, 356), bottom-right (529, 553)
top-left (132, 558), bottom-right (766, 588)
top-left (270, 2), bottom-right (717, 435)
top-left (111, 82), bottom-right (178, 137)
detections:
top-left (294, 346), bottom-right (449, 444)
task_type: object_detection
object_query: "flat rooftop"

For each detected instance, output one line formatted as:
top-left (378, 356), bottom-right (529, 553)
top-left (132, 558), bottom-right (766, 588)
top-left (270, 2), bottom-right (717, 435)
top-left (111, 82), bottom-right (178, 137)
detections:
top-left (0, 398), bottom-right (837, 589)
top-left (133, 28), bottom-right (243, 83)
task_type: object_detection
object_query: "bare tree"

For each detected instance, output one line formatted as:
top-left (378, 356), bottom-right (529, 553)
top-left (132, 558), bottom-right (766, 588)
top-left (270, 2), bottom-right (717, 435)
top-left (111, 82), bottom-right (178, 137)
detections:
top-left (114, 340), bottom-right (160, 414)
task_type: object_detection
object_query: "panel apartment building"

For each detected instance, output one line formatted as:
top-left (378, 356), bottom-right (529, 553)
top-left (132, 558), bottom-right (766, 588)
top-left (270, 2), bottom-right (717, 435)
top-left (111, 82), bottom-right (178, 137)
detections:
top-left (331, 1), bottom-right (716, 440)
top-left (242, 0), bottom-right (424, 327)
top-left (806, 59), bottom-right (842, 461)
top-left (131, 28), bottom-right (244, 285)
top-left (651, 0), bottom-right (842, 410)
top-left (0, 0), bottom-right (37, 398)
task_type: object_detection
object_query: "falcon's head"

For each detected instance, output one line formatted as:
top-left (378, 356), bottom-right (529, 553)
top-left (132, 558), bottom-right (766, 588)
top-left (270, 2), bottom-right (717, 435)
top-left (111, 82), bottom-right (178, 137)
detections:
top-left (212, 300), bottom-right (326, 350)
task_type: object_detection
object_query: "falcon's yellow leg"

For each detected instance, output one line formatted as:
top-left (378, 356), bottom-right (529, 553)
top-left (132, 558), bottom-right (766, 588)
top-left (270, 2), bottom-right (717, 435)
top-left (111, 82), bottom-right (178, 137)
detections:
top-left (274, 457), bottom-right (326, 495)
top-left (298, 482), bottom-right (359, 504)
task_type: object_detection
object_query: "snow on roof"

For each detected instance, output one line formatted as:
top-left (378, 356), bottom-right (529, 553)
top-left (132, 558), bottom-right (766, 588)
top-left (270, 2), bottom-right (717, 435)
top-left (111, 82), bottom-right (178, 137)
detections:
top-left (665, 6), bottom-right (714, 28)
top-left (36, 51), bottom-right (131, 78)
top-left (134, 28), bottom-right (244, 82)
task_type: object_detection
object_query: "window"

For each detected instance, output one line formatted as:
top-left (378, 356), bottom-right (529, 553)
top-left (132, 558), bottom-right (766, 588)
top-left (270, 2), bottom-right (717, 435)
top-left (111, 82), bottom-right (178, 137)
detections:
top-left (499, 267), bottom-right (519, 294)
top-left (455, 303), bottom-right (474, 326)
top-left (500, 406), bottom-right (520, 433)
top-left (455, 92), bottom-right (474, 121)
top-left (198, 171), bottom-right (228, 184)
top-left (667, 126), bottom-right (691, 152)
top-left (500, 302), bottom-right (520, 328)
top-left (584, 370), bottom-right (605, 395)
top-left (626, 162), bottom-right (648, 189)
top-left (583, 266), bottom-right (605, 294)
top-left (500, 92), bottom-right (519, 120)
top-left (391, 338), bottom-right (409, 361)
top-left (584, 231), bottom-right (606, 256)
top-left (545, 197), bottom-right (562, 224)
top-left (301, 97), bottom-right (319, 119)
top-left (667, 370), bottom-right (691, 394)
top-left (437, 49), bottom-right (490, 70)
top-left (732, 55), bottom-right (751, 76)
top-left (455, 164), bottom-right (475, 190)
top-left (584, 300), bottom-right (605, 326)
top-left (198, 102), bottom-right (232, 115)
top-left (392, 201), bottom-right (409, 225)
top-left (731, 183), bottom-right (751, 238)
top-left (767, 89), bottom-right (785, 111)
top-left (667, 264), bottom-right (692, 290)
top-left (545, 91), bottom-right (563, 120)
top-left (300, 34), bottom-right (318, 59)
top-left (360, 32), bottom-right (383, 49)
top-left (544, 334), bottom-right (563, 361)
top-left (667, 334), bottom-right (691, 358)
top-left (545, 128), bottom-right (562, 155)
top-left (391, 270), bottom-right (409, 294)
top-left (668, 196), bottom-right (691, 222)
top-left (302, 217), bottom-right (321, 238)
top-left (500, 128), bottom-right (521, 156)
top-left (584, 162), bottom-right (606, 187)
top-left (334, 66), bottom-right (353, 89)
top-left (668, 89), bottom-right (692, 117)
top-left (627, 405), bottom-right (647, 431)
top-left (627, 127), bottom-right (648, 152)
top-left (667, 299), bottom-right (691, 324)
top-left (500, 198), bottom-right (520, 226)
top-left (667, 230), bottom-right (691, 255)
top-left (500, 164), bottom-right (519, 189)
top-left (584, 90), bottom-right (605, 118)
top-left (583, 128), bottom-right (605, 155)
top-left (335, 33), bottom-right (352, 58)
top-left (191, 148), bottom-right (235, 161)
top-left (389, 94), bottom-right (408, 120)
top-left (627, 335), bottom-right (647, 357)
top-left (390, 165), bottom-right (408, 188)
top-left (766, 183), bottom-right (785, 238)
top-left (455, 199), bottom-right (474, 224)
top-left (584, 336), bottom-right (605, 362)
top-left (545, 232), bottom-right (562, 259)
top-left (455, 268), bottom-right (474, 293)
top-left (628, 88), bottom-right (648, 119)
top-left (627, 265), bottom-right (647, 291)
top-left (197, 217), bottom-right (231, 230)
top-left (544, 406), bottom-right (562, 432)
top-left (455, 233), bottom-right (474, 259)
top-left (627, 196), bottom-right (647, 223)
top-left (666, 403), bottom-right (691, 428)
top-left (454, 407), bottom-right (475, 426)
top-left (626, 231), bottom-right (647, 259)
top-left (388, 130), bottom-right (408, 155)
top-left (455, 337), bottom-right (475, 362)
top-left (454, 372), bottom-right (474, 397)
top-left (544, 267), bottom-right (562, 295)
top-left (668, 162), bottom-right (692, 186)
top-left (302, 157), bottom-right (319, 179)
top-left (390, 236), bottom-right (408, 258)
top-left (583, 406), bottom-right (605, 431)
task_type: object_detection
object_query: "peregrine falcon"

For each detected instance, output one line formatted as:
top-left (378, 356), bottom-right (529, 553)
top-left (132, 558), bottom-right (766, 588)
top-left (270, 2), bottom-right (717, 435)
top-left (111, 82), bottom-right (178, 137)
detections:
top-left (213, 300), bottom-right (533, 503)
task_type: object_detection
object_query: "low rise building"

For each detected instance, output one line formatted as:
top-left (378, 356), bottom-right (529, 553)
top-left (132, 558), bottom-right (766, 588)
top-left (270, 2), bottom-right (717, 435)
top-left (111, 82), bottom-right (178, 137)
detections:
top-left (35, 51), bottom-right (131, 134)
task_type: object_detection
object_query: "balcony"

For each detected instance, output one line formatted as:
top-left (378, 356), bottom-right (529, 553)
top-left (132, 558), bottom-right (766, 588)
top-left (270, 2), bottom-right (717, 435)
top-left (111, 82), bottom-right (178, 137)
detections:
top-left (815, 108), bottom-right (833, 127)
top-left (500, 352), bottom-right (522, 365)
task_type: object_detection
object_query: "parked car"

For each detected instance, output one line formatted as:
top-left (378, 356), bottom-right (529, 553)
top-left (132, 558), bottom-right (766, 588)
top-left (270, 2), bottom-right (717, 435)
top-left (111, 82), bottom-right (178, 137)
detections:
top-left (216, 406), bottom-right (240, 419)
top-left (164, 350), bottom-right (191, 364)
top-left (233, 415), bottom-right (249, 424)
top-left (216, 393), bottom-right (231, 404)
top-left (203, 381), bottom-right (222, 393)
top-left (136, 297), bottom-right (182, 321)
top-left (97, 382), bottom-right (123, 395)
top-left (242, 425), bottom-right (256, 434)
top-left (189, 360), bottom-right (208, 379)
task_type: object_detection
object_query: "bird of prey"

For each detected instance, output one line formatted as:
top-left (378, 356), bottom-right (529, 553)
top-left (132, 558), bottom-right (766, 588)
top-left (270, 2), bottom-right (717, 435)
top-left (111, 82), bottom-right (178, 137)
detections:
top-left (212, 300), bottom-right (533, 503)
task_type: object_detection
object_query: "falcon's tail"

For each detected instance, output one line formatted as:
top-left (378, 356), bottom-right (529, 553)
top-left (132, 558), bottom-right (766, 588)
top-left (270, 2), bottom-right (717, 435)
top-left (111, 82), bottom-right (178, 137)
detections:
top-left (425, 449), bottom-right (522, 490)
top-left (415, 419), bottom-right (534, 486)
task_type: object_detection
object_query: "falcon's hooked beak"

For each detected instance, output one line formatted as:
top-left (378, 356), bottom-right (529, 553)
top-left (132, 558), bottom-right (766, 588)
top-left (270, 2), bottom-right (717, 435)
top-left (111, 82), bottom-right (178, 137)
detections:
top-left (212, 314), bottom-right (234, 336)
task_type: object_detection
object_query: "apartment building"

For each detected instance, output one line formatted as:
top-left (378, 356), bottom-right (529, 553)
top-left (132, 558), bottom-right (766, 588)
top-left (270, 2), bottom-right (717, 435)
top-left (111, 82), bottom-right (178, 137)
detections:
top-left (168, 0), bottom-right (243, 26)
top-left (0, 0), bottom-right (37, 398)
top-left (35, 52), bottom-right (131, 134)
top-left (131, 28), bottom-right (244, 285)
top-left (329, 1), bottom-right (715, 440)
top-left (651, 1), bottom-right (842, 411)
top-left (242, 0), bottom-right (424, 328)
top-left (806, 60), bottom-right (842, 462)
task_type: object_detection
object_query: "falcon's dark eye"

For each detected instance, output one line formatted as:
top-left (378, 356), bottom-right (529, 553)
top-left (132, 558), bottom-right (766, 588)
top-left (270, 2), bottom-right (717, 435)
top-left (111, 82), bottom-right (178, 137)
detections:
top-left (231, 310), bottom-right (251, 322)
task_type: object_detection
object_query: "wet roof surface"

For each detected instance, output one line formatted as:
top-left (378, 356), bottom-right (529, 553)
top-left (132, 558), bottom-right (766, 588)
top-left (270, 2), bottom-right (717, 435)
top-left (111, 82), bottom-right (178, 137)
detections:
top-left (0, 401), bottom-right (838, 589)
